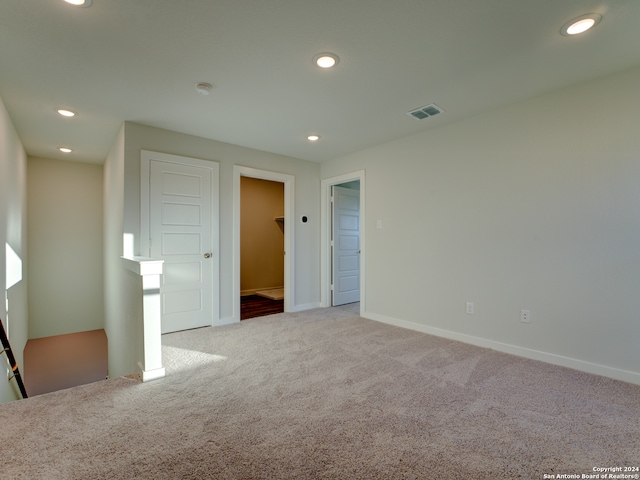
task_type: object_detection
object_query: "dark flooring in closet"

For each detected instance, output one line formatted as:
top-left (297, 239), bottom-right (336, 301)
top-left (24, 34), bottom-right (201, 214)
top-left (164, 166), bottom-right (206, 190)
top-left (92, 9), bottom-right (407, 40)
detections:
top-left (241, 295), bottom-right (284, 320)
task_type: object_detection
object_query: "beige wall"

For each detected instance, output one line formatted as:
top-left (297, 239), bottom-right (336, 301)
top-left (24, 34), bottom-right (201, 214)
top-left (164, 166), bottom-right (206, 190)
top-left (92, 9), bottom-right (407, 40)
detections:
top-left (27, 157), bottom-right (104, 339)
top-left (321, 66), bottom-right (640, 384)
top-left (0, 96), bottom-right (28, 403)
top-left (241, 177), bottom-right (284, 294)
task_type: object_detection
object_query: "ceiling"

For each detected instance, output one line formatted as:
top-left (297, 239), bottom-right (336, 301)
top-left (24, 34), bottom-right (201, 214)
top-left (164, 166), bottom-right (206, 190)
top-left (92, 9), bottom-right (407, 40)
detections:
top-left (1, 0), bottom-right (639, 165)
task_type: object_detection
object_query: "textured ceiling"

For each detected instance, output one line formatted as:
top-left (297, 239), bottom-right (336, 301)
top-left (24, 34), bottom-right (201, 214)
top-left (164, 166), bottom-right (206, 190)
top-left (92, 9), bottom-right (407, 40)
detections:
top-left (1, 0), bottom-right (639, 164)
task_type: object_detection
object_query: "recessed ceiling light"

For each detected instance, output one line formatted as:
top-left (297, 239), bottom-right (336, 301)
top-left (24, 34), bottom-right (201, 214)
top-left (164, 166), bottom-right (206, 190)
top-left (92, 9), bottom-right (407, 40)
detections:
top-left (560, 13), bottom-right (602, 36)
top-left (58, 147), bottom-right (73, 153)
top-left (63, 0), bottom-right (92, 6)
top-left (313, 53), bottom-right (339, 69)
top-left (56, 108), bottom-right (77, 118)
top-left (307, 135), bottom-right (320, 142)
top-left (195, 82), bottom-right (213, 95)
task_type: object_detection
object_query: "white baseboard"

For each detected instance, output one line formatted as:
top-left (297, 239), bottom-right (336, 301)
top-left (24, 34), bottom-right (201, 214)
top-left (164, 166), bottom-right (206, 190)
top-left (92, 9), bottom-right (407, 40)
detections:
top-left (290, 302), bottom-right (322, 313)
top-left (213, 316), bottom-right (239, 326)
top-left (364, 311), bottom-right (640, 386)
top-left (138, 362), bottom-right (166, 382)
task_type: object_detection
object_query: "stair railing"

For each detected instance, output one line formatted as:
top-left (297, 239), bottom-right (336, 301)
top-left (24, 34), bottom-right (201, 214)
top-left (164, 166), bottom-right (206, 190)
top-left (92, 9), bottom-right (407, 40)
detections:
top-left (0, 319), bottom-right (28, 398)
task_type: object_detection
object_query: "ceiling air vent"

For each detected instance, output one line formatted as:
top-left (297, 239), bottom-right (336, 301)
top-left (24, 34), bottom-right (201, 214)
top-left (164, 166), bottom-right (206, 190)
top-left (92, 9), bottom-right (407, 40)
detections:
top-left (406, 103), bottom-right (444, 120)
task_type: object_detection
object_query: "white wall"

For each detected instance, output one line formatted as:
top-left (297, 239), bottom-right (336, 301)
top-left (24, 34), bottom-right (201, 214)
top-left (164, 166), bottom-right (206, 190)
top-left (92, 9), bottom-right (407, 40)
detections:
top-left (0, 97), bottom-right (28, 402)
top-left (123, 122), bottom-right (321, 321)
top-left (321, 66), bottom-right (640, 384)
top-left (27, 157), bottom-right (104, 338)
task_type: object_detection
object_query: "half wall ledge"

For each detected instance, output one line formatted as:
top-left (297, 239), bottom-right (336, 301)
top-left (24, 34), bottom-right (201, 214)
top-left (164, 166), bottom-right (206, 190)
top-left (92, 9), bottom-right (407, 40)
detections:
top-left (121, 256), bottom-right (165, 382)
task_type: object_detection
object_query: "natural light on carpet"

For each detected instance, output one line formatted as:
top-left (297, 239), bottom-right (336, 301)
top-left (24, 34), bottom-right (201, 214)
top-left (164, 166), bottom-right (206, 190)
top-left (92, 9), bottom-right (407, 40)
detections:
top-left (162, 346), bottom-right (228, 374)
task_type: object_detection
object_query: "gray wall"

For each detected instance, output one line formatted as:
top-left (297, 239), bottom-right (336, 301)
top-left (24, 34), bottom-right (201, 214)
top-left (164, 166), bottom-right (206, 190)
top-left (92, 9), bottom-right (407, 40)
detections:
top-left (104, 125), bottom-right (143, 379)
top-left (321, 66), bottom-right (640, 383)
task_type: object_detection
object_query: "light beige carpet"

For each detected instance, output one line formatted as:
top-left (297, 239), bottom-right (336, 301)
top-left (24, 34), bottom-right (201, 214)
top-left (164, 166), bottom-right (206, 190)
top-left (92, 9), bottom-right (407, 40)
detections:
top-left (2, 304), bottom-right (639, 479)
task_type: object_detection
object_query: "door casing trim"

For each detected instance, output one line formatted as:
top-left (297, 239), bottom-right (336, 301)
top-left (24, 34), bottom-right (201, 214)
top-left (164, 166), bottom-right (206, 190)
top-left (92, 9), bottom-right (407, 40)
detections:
top-left (233, 166), bottom-right (295, 322)
top-left (321, 170), bottom-right (365, 313)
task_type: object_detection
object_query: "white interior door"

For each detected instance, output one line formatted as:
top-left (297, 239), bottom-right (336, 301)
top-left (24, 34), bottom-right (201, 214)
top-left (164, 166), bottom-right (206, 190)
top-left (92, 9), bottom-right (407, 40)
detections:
top-left (149, 159), bottom-right (215, 333)
top-left (332, 185), bottom-right (360, 306)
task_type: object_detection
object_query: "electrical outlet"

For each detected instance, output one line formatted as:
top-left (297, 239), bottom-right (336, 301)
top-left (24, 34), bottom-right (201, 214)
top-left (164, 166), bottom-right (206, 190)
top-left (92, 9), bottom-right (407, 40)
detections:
top-left (466, 302), bottom-right (475, 315)
top-left (520, 309), bottom-right (531, 323)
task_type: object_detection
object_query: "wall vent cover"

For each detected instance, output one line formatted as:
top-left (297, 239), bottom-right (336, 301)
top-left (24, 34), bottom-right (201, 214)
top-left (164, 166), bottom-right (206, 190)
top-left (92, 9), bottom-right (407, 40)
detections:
top-left (407, 103), bottom-right (444, 120)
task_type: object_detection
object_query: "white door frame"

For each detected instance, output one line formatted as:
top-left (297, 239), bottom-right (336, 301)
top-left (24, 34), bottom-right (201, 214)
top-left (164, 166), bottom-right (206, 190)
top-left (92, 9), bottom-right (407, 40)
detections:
top-left (321, 171), bottom-right (365, 313)
top-left (140, 150), bottom-right (220, 326)
top-left (233, 166), bottom-right (295, 322)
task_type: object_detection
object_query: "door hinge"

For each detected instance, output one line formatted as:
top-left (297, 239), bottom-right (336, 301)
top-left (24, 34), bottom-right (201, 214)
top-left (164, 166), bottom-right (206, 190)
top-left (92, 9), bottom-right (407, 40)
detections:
top-left (330, 284), bottom-right (334, 291)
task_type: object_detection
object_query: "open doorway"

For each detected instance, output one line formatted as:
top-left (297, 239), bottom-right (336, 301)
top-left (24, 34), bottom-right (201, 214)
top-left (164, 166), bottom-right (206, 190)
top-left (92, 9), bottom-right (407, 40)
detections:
top-left (233, 166), bottom-right (295, 323)
top-left (321, 171), bottom-right (365, 314)
top-left (240, 176), bottom-right (284, 319)
top-left (331, 182), bottom-right (360, 306)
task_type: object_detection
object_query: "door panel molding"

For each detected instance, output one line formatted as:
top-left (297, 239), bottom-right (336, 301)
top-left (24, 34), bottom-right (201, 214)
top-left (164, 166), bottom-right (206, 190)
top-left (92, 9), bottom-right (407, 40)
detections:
top-left (141, 150), bottom-right (220, 331)
top-left (332, 186), bottom-right (361, 306)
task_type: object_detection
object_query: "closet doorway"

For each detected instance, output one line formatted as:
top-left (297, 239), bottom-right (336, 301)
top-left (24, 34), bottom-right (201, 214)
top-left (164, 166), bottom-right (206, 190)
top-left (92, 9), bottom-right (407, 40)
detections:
top-left (240, 176), bottom-right (284, 319)
top-left (233, 166), bottom-right (295, 322)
